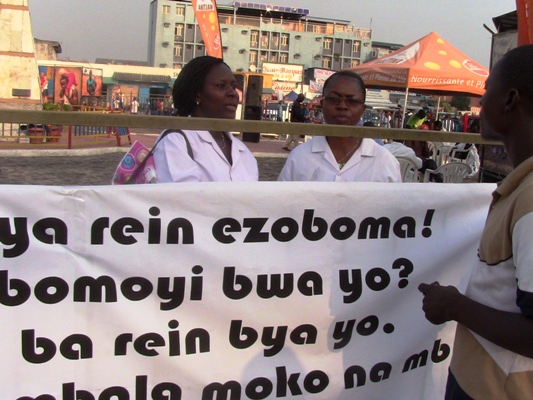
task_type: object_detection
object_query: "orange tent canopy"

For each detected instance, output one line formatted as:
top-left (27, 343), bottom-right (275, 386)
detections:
top-left (348, 32), bottom-right (489, 97)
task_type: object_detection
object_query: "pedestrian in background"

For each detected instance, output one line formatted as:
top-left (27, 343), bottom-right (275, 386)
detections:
top-left (282, 93), bottom-right (305, 151)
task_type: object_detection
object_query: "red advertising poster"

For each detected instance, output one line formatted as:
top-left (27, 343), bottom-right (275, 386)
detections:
top-left (54, 67), bottom-right (82, 106)
top-left (516, 0), bottom-right (533, 45)
top-left (191, 0), bottom-right (223, 59)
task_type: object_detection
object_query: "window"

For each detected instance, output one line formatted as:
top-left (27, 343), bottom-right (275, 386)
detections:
top-left (186, 24), bottom-right (195, 42)
top-left (175, 23), bottom-right (184, 37)
top-left (176, 6), bottom-right (184, 16)
top-left (163, 5), bottom-right (171, 14)
top-left (173, 62), bottom-right (182, 69)
top-left (271, 32), bottom-right (280, 49)
top-left (249, 50), bottom-right (257, 64)
top-left (250, 30), bottom-right (259, 47)
top-left (323, 38), bottom-right (332, 50)
top-left (353, 41), bottom-right (361, 53)
top-left (260, 51), bottom-right (268, 62)
top-left (174, 44), bottom-right (183, 57)
top-left (269, 52), bottom-right (278, 62)
top-left (322, 57), bottom-right (331, 69)
top-left (281, 33), bottom-right (289, 46)
top-left (260, 32), bottom-right (269, 49)
top-left (351, 59), bottom-right (360, 68)
top-left (279, 53), bottom-right (288, 63)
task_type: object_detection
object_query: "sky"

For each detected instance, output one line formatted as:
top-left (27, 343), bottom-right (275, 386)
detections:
top-left (29, 0), bottom-right (516, 68)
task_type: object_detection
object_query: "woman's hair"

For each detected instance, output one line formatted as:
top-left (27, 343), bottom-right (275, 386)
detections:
top-left (322, 70), bottom-right (366, 102)
top-left (172, 56), bottom-right (231, 116)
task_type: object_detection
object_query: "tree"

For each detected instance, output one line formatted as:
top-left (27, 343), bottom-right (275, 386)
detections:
top-left (441, 100), bottom-right (452, 113)
top-left (450, 96), bottom-right (471, 111)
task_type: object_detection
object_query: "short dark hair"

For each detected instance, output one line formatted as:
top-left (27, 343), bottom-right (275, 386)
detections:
top-left (322, 71), bottom-right (366, 102)
top-left (417, 109), bottom-right (426, 119)
top-left (172, 56), bottom-right (231, 116)
top-left (496, 45), bottom-right (533, 108)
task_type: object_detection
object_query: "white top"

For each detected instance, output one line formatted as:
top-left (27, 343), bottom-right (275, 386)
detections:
top-left (278, 136), bottom-right (401, 182)
top-left (384, 141), bottom-right (423, 169)
top-left (153, 129), bottom-right (258, 182)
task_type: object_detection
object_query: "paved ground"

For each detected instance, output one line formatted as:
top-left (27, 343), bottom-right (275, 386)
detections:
top-left (0, 135), bottom-right (289, 185)
top-left (0, 131), bottom-right (479, 185)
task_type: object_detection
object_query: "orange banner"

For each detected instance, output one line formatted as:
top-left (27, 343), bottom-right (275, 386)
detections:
top-left (191, 0), bottom-right (223, 59)
top-left (517, 0), bottom-right (533, 45)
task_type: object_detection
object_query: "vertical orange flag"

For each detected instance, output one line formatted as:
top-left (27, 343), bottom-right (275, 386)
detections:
top-left (191, 0), bottom-right (223, 59)
top-left (516, 0), bottom-right (533, 45)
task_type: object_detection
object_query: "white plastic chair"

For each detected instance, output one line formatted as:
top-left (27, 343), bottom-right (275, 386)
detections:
top-left (449, 145), bottom-right (480, 177)
top-left (423, 162), bottom-right (472, 183)
top-left (428, 141), bottom-right (454, 167)
top-left (427, 141), bottom-right (439, 163)
top-left (396, 157), bottom-right (421, 182)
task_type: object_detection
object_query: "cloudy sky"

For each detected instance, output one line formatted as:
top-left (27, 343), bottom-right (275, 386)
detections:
top-left (29, 0), bottom-right (515, 67)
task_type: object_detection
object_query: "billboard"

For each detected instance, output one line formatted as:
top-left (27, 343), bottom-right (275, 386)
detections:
top-left (81, 68), bottom-right (103, 98)
top-left (54, 67), bottom-right (82, 107)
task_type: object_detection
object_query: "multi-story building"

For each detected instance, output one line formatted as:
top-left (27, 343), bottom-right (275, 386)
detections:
top-left (368, 41), bottom-right (404, 61)
top-left (148, 0), bottom-right (373, 74)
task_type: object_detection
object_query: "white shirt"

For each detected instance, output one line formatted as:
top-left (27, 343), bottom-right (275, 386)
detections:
top-left (131, 100), bottom-right (139, 114)
top-left (384, 141), bottom-right (423, 169)
top-left (153, 129), bottom-right (258, 182)
top-left (278, 136), bottom-right (401, 182)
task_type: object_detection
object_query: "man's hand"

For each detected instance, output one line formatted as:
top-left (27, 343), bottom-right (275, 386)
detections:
top-left (418, 282), bottom-right (463, 325)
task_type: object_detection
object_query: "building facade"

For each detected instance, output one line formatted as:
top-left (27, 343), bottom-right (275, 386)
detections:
top-left (37, 59), bottom-right (176, 113)
top-left (148, 0), bottom-right (373, 74)
top-left (368, 41), bottom-right (404, 61)
top-left (0, 0), bottom-right (41, 111)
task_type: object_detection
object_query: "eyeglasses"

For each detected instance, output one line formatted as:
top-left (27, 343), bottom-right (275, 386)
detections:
top-left (323, 95), bottom-right (365, 107)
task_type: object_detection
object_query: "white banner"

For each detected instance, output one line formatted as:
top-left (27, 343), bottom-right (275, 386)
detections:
top-left (0, 182), bottom-right (494, 399)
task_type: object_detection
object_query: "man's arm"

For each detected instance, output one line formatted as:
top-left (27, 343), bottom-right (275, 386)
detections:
top-left (419, 283), bottom-right (533, 358)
